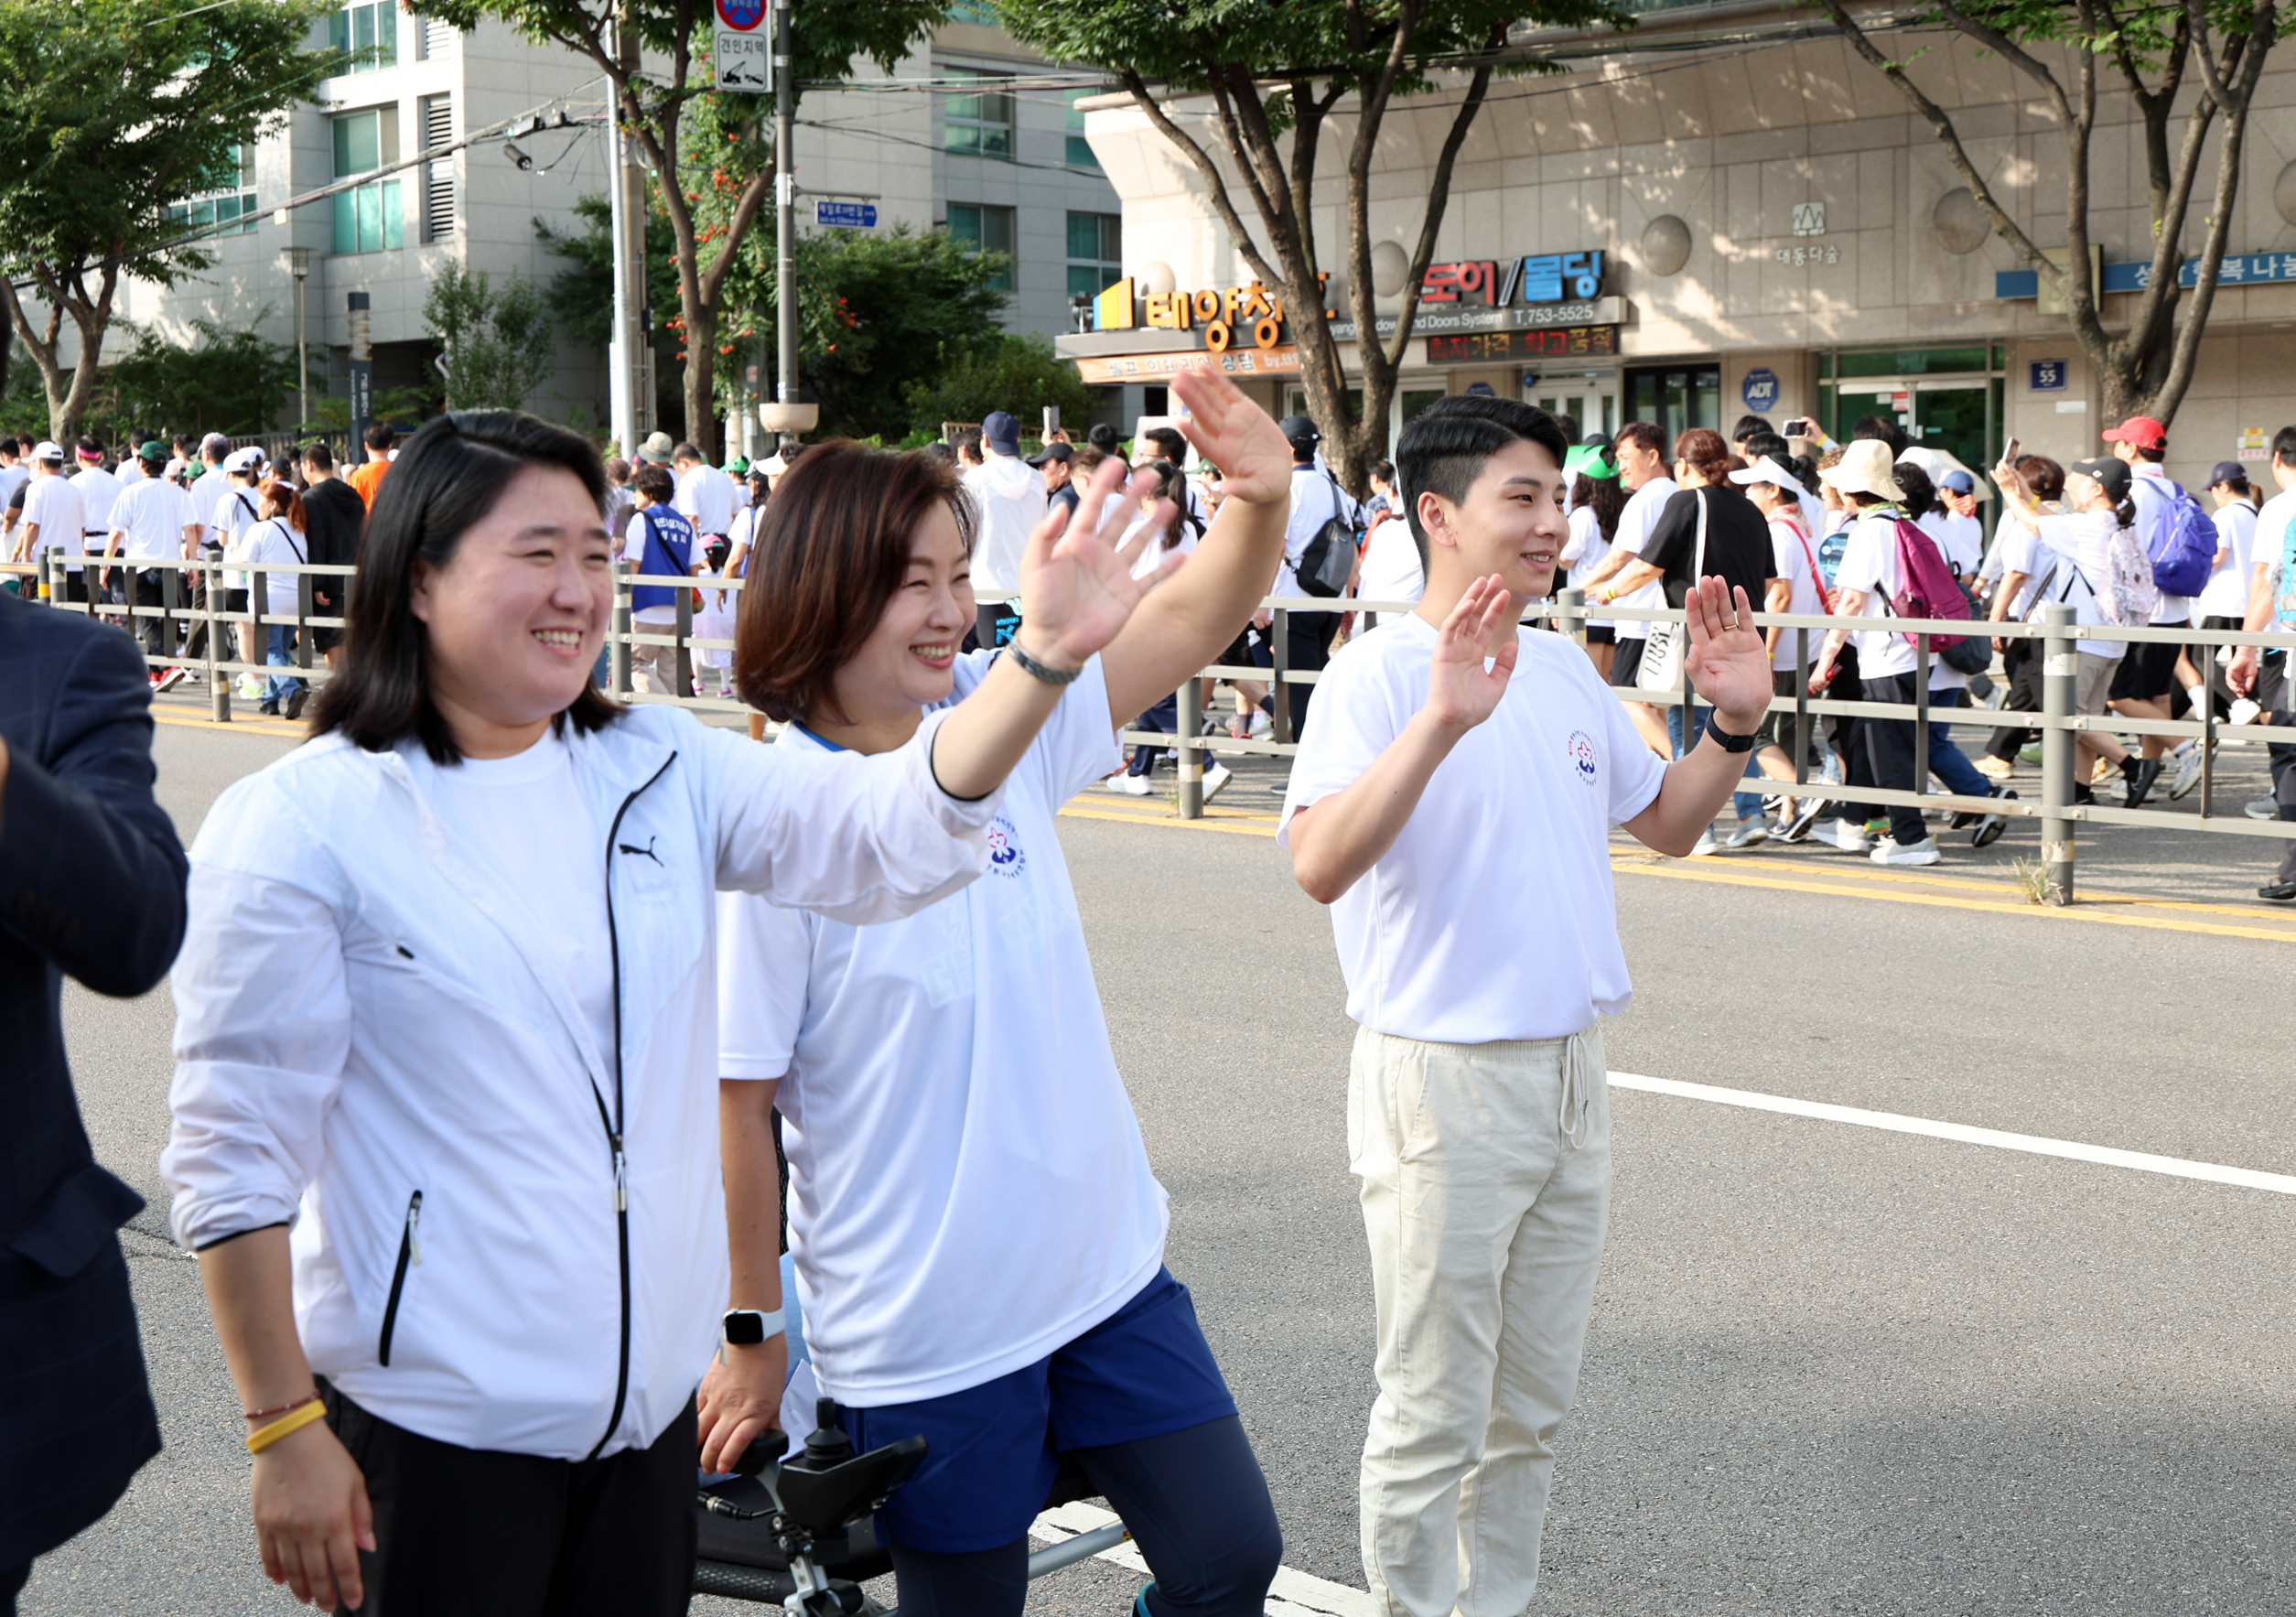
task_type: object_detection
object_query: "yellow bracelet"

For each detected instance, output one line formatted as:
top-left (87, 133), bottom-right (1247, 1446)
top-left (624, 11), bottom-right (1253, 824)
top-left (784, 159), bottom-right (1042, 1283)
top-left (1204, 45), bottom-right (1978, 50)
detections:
top-left (246, 1397), bottom-right (329, 1454)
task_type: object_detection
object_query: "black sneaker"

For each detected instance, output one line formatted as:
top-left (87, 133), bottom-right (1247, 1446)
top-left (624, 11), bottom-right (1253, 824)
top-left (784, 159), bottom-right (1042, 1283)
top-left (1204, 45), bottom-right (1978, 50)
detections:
top-left (285, 688), bottom-right (308, 722)
top-left (2260, 879), bottom-right (2296, 902)
top-left (2121, 757), bottom-right (2163, 809)
top-left (2073, 782), bottom-right (2097, 806)
top-left (1971, 789), bottom-right (2014, 849)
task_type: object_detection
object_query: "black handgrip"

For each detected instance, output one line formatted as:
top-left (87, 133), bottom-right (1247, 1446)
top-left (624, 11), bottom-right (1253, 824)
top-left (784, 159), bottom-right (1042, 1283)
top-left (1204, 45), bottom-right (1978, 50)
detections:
top-left (735, 1429), bottom-right (791, 1476)
top-left (804, 1398), bottom-right (855, 1466)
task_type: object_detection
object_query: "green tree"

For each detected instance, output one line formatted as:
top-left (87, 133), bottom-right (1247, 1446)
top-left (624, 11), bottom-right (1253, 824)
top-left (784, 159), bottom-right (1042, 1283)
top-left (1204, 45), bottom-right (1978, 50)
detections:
top-left (1818, 0), bottom-right (2281, 425)
top-left (422, 0), bottom-right (950, 457)
top-left (537, 195), bottom-right (685, 431)
top-left (0, 0), bottom-right (342, 439)
top-left (995, 0), bottom-right (1626, 493)
top-left (426, 264), bottom-right (558, 411)
top-left (903, 333), bottom-right (1095, 444)
top-left (103, 314), bottom-right (299, 437)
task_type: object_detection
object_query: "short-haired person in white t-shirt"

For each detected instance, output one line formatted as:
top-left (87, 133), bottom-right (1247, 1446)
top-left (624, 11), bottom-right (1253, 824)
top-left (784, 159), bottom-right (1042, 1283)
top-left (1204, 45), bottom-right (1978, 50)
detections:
top-left (1573, 419), bottom-right (1678, 758)
top-left (702, 368), bottom-right (1297, 1617)
top-left (1277, 395), bottom-right (1773, 1617)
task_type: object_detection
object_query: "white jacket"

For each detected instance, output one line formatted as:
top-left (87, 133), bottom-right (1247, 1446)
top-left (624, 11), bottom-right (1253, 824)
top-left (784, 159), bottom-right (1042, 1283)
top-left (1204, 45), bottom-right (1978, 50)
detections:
top-left (165, 704), bottom-right (998, 1460)
top-left (963, 453), bottom-right (1047, 595)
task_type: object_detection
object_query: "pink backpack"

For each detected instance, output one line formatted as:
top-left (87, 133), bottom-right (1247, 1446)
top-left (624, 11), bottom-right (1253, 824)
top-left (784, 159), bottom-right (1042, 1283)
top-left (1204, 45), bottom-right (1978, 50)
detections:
top-left (1887, 516), bottom-right (1975, 652)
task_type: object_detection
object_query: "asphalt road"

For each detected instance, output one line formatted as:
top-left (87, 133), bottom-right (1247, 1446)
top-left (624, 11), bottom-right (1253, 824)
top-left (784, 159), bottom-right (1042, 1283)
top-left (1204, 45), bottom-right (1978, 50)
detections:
top-left (21, 719), bottom-right (2296, 1615)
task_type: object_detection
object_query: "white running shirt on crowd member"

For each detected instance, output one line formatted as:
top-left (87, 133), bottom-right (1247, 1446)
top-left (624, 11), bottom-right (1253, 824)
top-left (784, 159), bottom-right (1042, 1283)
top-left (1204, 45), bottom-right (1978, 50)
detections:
top-left (2199, 500), bottom-right (2258, 620)
top-left (1765, 515), bottom-right (1825, 669)
top-left (1358, 518), bottom-right (1425, 607)
top-left (1277, 617), bottom-right (1665, 1044)
top-left (1609, 475), bottom-right (1677, 641)
top-left (1833, 510), bottom-right (1918, 679)
top-left (1560, 503), bottom-right (1611, 631)
top-left (717, 652), bottom-right (1169, 1407)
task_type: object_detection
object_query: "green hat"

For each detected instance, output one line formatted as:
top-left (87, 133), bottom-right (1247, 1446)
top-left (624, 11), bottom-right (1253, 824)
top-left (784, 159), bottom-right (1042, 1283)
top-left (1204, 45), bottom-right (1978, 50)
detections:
top-left (1563, 443), bottom-right (1618, 480)
top-left (138, 439), bottom-right (168, 461)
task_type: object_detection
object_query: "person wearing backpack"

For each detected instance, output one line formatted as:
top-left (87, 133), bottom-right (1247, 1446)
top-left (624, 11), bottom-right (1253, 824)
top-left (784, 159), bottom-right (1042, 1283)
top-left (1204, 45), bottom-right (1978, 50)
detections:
top-left (1989, 454), bottom-right (2165, 807)
top-left (2105, 417), bottom-right (2215, 798)
top-left (1272, 415), bottom-right (1357, 740)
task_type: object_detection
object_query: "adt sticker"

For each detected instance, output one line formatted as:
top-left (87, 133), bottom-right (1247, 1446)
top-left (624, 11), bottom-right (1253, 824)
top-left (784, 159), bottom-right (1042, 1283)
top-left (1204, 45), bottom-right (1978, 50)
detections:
top-left (1568, 730), bottom-right (1599, 785)
top-left (1741, 368), bottom-right (1781, 413)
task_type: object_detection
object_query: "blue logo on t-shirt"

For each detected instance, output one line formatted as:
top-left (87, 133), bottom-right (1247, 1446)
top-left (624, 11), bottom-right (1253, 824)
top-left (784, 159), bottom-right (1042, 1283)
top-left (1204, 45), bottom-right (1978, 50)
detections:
top-left (1568, 729), bottom-right (1599, 784)
top-left (986, 813), bottom-right (1027, 878)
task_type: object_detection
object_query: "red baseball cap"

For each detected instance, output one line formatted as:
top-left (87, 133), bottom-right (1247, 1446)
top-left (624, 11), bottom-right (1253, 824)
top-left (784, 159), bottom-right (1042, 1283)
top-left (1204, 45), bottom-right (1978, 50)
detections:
top-left (2102, 415), bottom-right (2167, 450)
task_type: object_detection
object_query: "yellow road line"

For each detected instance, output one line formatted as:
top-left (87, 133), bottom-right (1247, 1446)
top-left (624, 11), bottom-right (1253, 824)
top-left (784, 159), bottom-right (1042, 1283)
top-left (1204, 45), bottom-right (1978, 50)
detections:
top-left (1616, 859), bottom-right (2296, 943)
top-left (1060, 803), bottom-right (1279, 837)
top-left (153, 710), bottom-right (305, 737)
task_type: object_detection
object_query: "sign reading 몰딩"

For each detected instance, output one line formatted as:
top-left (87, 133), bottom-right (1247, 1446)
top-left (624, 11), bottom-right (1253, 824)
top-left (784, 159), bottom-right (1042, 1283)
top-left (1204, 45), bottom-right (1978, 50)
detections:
top-left (714, 0), bottom-right (771, 92)
top-left (815, 199), bottom-right (878, 229)
top-left (1741, 368), bottom-right (1780, 412)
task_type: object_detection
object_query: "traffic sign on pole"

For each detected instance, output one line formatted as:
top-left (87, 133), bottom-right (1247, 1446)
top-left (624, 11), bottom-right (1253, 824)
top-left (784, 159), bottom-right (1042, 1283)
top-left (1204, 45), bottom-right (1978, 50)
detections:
top-left (715, 0), bottom-right (771, 92)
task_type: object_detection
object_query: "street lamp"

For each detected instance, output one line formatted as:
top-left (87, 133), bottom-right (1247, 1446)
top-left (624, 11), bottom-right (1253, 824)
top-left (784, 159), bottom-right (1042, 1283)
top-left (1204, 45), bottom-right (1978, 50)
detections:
top-left (283, 246), bottom-right (312, 432)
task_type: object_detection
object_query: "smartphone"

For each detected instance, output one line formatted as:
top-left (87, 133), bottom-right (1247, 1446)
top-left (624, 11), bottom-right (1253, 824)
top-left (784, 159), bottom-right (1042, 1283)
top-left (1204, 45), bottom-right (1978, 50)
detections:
top-left (2000, 437), bottom-right (2021, 467)
top-left (1783, 416), bottom-right (1813, 437)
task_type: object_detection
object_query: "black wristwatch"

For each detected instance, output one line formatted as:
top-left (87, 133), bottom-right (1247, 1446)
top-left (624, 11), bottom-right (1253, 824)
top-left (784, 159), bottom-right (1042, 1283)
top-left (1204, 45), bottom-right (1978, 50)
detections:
top-left (1705, 721), bottom-right (1758, 754)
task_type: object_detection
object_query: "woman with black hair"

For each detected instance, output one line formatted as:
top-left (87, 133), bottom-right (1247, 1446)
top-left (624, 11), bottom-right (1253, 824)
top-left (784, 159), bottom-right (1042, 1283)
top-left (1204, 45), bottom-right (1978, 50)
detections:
top-left (164, 408), bottom-right (1176, 1615)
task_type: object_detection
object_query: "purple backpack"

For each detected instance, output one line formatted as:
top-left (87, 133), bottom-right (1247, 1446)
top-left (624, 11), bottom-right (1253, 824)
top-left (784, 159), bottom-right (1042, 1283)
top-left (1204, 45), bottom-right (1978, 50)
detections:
top-left (1889, 517), bottom-right (1989, 673)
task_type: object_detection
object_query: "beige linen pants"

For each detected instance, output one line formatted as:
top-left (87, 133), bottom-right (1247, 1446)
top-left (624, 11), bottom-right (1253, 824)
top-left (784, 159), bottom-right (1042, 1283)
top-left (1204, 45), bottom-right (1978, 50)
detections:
top-left (1351, 1023), bottom-right (1612, 1617)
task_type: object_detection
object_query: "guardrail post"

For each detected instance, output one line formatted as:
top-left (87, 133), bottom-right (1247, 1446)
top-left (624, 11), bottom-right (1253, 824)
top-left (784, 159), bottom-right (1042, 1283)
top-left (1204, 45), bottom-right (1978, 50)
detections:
top-left (1793, 627), bottom-right (1811, 787)
top-left (296, 572), bottom-right (316, 675)
top-left (674, 585), bottom-right (695, 700)
top-left (2041, 603), bottom-right (2076, 905)
top-left (1913, 637), bottom-right (1931, 796)
top-left (611, 560), bottom-right (633, 699)
top-left (1270, 606), bottom-right (1292, 747)
top-left (1558, 587), bottom-right (1586, 652)
top-left (206, 562), bottom-right (229, 722)
top-left (251, 566), bottom-right (268, 708)
top-left (159, 565), bottom-right (181, 673)
top-left (1177, 675), bottom-right (1202, 819)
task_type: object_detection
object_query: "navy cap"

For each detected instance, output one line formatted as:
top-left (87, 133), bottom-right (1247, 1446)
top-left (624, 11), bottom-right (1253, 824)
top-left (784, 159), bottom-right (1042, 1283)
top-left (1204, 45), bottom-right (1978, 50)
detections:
top-left (982, 411), bottom-right (1021, 455)
top-left (1939, 468), bottom-right (1976, 493)
top-left (2209, 459), bottom-right (2247, 487)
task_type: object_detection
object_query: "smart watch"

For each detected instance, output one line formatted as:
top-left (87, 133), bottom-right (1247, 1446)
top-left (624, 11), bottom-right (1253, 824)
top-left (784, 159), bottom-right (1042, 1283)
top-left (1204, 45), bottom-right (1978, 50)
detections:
top-left (1705, 722), bottom-right (1758, 754)
top-left (723, 1308), bottom-right (786, 1346)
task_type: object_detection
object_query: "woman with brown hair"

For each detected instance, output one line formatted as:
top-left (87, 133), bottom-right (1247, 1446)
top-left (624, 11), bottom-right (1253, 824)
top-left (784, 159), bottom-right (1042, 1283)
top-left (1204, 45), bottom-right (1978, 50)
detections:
top-left (243, 478), bottom-right (314, 717)
top-left (702, 368), bottom-right (1296, 1617)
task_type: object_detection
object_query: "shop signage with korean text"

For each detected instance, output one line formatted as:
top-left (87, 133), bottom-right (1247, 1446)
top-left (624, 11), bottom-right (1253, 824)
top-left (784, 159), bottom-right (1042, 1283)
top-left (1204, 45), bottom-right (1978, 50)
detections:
top-left (1073, 347), bottom-right (1303, 385)
top-left (1427, 327), bottom-right (1617, 364)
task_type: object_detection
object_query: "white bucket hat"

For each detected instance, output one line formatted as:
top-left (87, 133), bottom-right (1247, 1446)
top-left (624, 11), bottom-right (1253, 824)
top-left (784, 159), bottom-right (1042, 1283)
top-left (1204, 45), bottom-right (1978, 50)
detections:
top-left (1817, 438), bottom-right (1906, 503)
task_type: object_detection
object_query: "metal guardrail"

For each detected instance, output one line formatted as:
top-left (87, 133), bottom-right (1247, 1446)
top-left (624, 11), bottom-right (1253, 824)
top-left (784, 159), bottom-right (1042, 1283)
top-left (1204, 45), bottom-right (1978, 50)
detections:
top-left (9, 555), bottom-right (2291, 906)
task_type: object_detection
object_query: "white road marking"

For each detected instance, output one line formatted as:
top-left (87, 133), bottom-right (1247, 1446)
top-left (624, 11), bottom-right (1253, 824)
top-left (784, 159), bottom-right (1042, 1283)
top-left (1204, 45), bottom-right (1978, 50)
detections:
top-left (1032, 1502), bottom-right (1378, 1617)
top-left (1608, 1072), bottom-right (2296, 1196)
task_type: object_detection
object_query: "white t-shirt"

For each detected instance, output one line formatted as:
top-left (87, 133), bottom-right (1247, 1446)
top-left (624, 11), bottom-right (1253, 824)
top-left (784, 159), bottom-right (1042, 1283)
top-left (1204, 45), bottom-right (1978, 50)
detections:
top-left (21, 475), bottom-right (89, 570)
top-left (1279, 463), bottom-right (1358, 601)
top-left (1610, 475), bottom-right (1678, 639)
top-left (1913, 512), bottom-right (1975, 693)
top-left (188, 468), bottom-right (232, 538)
top-left (1560, 504), bottom-right (1610, 629)
top-left (71, 465), bottom-right (121, 543)
top-left (1277, 616), bottom-right (1667, 1044)
top-left (1766, 514), bottom-right (1825, 669)
top-left (717, 654), bottom-right (1168, 1407)
top-left (425, 730), bottom-right (615, 1058)
top-left (0, 465), bottom-right (26, 510)
top-left (213, 482), bottom-right (264, 589)
top-left (241, 515), bottom-right (311, 618)
top-left (1126, 512), bottom-right (1200, 580)
top-left (2034, 509), bottom-right (2127, 655)
top-left (109, 476), bottom-right (195, 561)
top-left (1991, 523), bottom-right (2058, 621)
top-left (675, 463), bottom-right (738, 536)
top-left (2198, 501), bottom-right (2258, 619)
top-left (963, 455), bottom-right (1049, 596)
top-left (2255, 488), bottom-right (2296, 602)
top-left (1833, 510), bottom-right (1916, 678)
top-left (2129, 465), bottom-right (2188, 626)
top-left (1358, 518), bottom-right (1425, 607)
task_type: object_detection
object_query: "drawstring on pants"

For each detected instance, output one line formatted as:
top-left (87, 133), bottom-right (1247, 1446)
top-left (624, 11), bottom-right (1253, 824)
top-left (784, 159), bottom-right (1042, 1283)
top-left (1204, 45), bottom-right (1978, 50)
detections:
top-left (1560, 1028), bottom-right (1598, 1150)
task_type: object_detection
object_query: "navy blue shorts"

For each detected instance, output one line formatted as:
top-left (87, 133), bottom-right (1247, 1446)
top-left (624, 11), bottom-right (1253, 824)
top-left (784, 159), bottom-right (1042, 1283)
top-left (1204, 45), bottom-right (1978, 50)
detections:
top-left (840, 1268), bottom-right (1238, 1553)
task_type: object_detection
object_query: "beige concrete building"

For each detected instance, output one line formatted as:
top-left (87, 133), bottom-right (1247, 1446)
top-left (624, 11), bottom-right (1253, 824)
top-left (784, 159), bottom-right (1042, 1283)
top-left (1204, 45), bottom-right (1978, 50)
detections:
top-left (1062, 6), bottom-right (2296, 489)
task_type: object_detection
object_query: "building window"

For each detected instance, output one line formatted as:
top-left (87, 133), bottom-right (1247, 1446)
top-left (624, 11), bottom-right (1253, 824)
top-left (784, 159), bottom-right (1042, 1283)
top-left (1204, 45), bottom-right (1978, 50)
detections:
top-left (947, 203), bottom-right (1014, 291)
top-left (946, 0), bottom-right (997, 19)
top-left (1065, 211), bottom-right (1121, 302)
top-left (1065, 90), bottom-right (1101, 168)
top-left (332, 107), bottom-right (403, 255)
top-left (330, 3), bottom-right (397, 72)
top-left (944, 70), bottom-right (1014, 160)
top-left (167, 145), bottom-right (258, 238)
top-left (420, 95), bottom-right (455, 243)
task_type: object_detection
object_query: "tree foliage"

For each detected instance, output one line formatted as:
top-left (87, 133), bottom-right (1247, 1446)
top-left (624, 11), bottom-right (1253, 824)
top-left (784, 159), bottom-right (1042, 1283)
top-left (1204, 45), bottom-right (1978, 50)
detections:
top-left (104, 315), bottom-right (300, 437)
top-left (423, 0), bottom-right (952, 456)
top-left (426, 264), bottom-right (559, 412)
top-left (903, 332), bottom-right (1095, 443)
top-left (996, 0), bottom-right (1628, 492)
top-left (1819, 0), bottom-right (2284, 423)
top-left (0, 0), bottom-right (342, 438)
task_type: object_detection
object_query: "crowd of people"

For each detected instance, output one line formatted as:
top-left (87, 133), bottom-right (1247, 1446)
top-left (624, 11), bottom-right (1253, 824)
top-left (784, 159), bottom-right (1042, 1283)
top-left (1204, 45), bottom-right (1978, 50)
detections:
top-left (5, 370), bottom-right (2294, 1617)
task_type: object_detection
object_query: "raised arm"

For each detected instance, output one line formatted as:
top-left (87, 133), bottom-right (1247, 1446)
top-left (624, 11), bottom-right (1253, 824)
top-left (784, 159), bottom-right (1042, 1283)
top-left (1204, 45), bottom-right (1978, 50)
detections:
top-left (1099, 368), bottom-right (1295, 726)
top-left (1287, 578), bottom-right (1517, 904)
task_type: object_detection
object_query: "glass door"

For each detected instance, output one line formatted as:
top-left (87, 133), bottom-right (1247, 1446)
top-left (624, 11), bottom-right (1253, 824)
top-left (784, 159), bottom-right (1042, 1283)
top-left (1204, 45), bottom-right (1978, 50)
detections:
top-left (1532, 380), bottom-right (1618, 439)
top-left (1910, 379), bottom-right (2002, 474)
top-left (1624, 364), bottom-right (1719, 443)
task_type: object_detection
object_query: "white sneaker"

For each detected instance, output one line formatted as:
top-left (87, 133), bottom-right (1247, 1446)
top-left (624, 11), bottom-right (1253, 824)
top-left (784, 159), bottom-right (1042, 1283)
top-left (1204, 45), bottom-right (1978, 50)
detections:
top-left (1201, 761), bottom-right (1234, 803)
top-left (2230, 697), bottom-right (2262, 728)
top-left (2247, 795), bottom-right (2280, 821)
top-left (1722, 820), bottom-right (1770, 849)
top-left (1816, 818), bottom-right (1870, 852)
top-left (236, 675), bottom-right (264, 700)
top-left (1248, 710), bottom-right (1273, 739)
top-left (1687, 829), bottom-right (1720, 857)
top-left (1102, 773), bottom-right (1154, 796)
top-left (2169, 747), bottom-right (2203, 799)
top-left (1870, 835), bottom-right (1943, 866)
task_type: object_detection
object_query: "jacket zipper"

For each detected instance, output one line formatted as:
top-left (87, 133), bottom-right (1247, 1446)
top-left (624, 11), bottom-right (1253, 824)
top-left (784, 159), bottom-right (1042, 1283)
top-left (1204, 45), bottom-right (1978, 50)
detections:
top-left (583, 750), bottom-right (678, 1461)
top-left (378, 1190), bottom-right (423, 1366)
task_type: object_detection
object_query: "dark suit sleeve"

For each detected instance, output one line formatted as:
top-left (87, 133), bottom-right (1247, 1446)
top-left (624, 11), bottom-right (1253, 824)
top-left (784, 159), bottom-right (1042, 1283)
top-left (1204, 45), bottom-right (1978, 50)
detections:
top-left (0, 625), bottom-right (188, 997)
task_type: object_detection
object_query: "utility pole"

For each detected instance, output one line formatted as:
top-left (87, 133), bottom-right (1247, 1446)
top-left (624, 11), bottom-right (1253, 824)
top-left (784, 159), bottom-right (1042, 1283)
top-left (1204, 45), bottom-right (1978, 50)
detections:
top-left (758, 0), bottom-right (816, 446)
top-left (284, 247), bottom-right (311, 431)
top-left (610, 8), bottom-right (652, 453)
